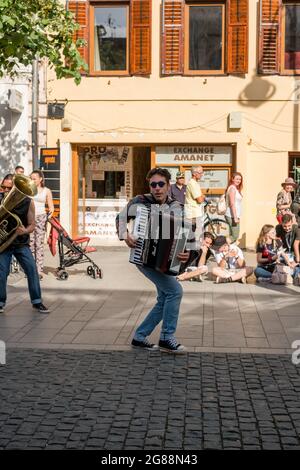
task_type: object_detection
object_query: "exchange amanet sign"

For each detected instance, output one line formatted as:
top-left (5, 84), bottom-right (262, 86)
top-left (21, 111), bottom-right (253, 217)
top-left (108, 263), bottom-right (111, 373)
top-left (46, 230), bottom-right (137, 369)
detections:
top-left (155, 146), bottom-right (232, 165)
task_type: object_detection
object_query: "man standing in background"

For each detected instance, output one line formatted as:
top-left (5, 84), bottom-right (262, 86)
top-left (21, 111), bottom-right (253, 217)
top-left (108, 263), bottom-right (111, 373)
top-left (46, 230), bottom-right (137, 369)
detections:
top-left (185, 166), bottom-right (205, 243)
top-left (169, 171), bottom-right (186, 204)
top-left (15, 166), bottom-right (25, 175)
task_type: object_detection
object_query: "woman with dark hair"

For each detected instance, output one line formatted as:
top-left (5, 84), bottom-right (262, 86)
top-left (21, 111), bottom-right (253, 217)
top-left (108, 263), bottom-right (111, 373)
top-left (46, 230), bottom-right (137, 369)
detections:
top-left (30, 170), bottom-right (54, 279)
top-left (225, 172), bottom-right (243, 243)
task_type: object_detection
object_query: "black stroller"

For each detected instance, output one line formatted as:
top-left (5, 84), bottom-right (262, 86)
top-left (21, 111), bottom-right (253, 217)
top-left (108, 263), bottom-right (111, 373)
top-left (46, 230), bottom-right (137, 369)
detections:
top-left (48, 216), bottom-right (102, 280)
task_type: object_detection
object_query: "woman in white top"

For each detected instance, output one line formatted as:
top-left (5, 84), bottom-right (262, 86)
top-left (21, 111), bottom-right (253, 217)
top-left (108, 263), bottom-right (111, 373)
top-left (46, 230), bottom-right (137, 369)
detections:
top-left (30, 170), bottom-right (54, 278)
top-left (225, 172), bottom-right (243, 243)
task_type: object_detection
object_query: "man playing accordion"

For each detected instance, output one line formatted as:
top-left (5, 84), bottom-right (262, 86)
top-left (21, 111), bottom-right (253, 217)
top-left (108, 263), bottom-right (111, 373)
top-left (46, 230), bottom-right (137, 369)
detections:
top-left (116, 168), bottom-right (191, 354)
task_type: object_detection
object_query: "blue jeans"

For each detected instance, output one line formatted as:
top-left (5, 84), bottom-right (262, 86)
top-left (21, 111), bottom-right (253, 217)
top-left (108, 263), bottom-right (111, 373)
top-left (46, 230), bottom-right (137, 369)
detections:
top-left (134, 266), bottom-right (183, 342)
top-left (0, 245), bottom-right (42, 307)
top-left (293, 265), bottom-right (300, 278)
top-left (254, 266), bottom-right (272, 279)
top-left (255, 265), bottom-right (300, 279)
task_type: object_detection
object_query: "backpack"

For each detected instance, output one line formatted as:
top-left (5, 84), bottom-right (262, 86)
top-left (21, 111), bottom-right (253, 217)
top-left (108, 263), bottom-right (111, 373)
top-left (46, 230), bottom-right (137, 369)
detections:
top-left (217, 193), bottom-right (227, 216)
top-left (271, 264), bottom-right (293, 285)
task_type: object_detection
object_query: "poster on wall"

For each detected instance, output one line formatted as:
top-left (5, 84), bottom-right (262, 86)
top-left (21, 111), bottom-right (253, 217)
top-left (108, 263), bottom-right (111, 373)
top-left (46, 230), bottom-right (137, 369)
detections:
top-left (202, 169), bottom-right (229, 189)
top-left (40, 148), bottom-right (60, 218)
top-left (78, 210), bottom-right (119, 240)
top-left (80, 146), bottom-right (131, 168)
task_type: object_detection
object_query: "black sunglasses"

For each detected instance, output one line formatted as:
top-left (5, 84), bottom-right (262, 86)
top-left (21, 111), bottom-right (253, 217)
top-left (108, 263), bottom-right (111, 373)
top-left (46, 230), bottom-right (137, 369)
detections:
top-left (1, 185), bottom-right (11, 190)
top-left (150, 181), bottom-right (166, 188)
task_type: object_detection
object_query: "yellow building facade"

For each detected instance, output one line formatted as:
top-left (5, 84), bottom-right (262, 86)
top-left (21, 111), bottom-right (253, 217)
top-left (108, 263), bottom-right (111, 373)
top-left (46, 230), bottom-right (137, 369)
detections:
top-left (46, 0), bottom-right (300, 247)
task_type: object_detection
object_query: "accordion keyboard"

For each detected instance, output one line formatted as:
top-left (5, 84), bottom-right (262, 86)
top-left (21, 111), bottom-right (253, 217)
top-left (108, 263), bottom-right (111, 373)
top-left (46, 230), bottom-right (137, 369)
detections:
top-left (129, 206), bottom-right (149, 266)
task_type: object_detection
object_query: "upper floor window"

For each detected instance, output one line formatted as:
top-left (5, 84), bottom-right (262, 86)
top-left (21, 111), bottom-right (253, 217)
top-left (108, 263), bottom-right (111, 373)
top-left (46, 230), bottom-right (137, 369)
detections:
top-left (259, 0), bottom-right (300, 75)
top-left (162, 0), bottom-right (248, 76)
top-left (283, 3), bottom-right (300, 72)
top-left (67, 0), bottom-right (151, 76)
top-left (185, 3), bottom-right (225, 74)
top-left (90, 4), bottom-right (129, 74)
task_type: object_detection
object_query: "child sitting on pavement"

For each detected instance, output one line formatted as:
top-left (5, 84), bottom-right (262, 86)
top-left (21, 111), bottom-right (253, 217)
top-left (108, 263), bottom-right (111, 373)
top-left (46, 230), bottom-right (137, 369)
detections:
top-left (177, 232), bottom-right (215, 282)
top-left (211, 235), bottom-right (253, 284)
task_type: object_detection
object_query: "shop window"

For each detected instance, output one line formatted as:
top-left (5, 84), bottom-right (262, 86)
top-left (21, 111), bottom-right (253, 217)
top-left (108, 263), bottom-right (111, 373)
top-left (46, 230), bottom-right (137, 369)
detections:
top-left (91, 171), bottom-right (125, 198)
top-left (161, 0), bottom-right (248, 76)
top-left (185, 3), bottom-right (225, 74)
top-left (67, 0), bottom-right (151, 76)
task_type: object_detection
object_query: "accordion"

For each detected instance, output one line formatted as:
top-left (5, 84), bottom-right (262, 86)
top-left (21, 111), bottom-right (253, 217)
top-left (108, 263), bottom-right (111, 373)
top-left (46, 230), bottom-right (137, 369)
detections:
top-left (129, 205), bottom-right (191, 275)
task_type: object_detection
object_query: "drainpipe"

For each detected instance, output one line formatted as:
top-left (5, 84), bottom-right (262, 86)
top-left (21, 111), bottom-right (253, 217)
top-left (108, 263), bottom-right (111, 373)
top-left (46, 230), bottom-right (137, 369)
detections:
top-left (32, 56), bottom-right (39, 169)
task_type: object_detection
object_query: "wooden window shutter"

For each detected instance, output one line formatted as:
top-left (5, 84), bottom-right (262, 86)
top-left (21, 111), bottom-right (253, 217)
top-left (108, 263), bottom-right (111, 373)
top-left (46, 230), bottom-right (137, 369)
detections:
top-left (227, 0), bottom-right (249, 74)
top-left (130, 0), bottom-right (152, 75)
top-left (66, 0), bottom-right (89, 65)
top-left (258, 0), bottom-right (281, 74)
top-left (161, 0), bottom-right (184, 75)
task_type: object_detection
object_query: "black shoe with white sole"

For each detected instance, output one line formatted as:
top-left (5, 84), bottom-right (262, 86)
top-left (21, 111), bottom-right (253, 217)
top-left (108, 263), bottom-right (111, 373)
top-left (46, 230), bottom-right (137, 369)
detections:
top-left (159, 338), bottom-right (186, 354)
top-left (32, 303), bottom-right (50, 314)
top-left (131, 338), bottom-right (159, 351)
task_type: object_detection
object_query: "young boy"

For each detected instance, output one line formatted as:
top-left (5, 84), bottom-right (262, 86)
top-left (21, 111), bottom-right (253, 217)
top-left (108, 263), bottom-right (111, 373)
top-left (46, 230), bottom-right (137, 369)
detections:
top-left (177, 232), bottom-right (214, 282)
top-left (211, 235), bottom-right (253, 283)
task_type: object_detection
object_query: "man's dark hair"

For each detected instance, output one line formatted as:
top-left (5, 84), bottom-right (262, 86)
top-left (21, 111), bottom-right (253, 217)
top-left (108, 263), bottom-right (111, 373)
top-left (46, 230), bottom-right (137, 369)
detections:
top-left (281, 214), bottom-right (293, 224)
top-left (15, 165), bottom-right (24, 172)
top-left (146, 167), bottom-right (171, 183)
top-left (203, 231), bottom-right (215, 241)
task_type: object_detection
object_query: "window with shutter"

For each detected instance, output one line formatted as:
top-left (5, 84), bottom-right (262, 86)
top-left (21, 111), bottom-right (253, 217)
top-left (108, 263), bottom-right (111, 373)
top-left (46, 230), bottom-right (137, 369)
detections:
top-left (227, 0), bottom-right (248, 74)
top-left (162, 0), bottom-right (248, 76)
top-left (89, 2), bottom-right (130, 75)
top-left (67, 1), bottom-right (151, 76)
top-left (282, 1), bottom-right (300, 74)
top-left (130, 0), bottom-right (152, 75)
top-left (162, 0), bottom-right (185, 75)
top-left (258, 0), bottom-right (300, 75)
top-left (67, 0), bottom-right (89, 66)
top-left (258, 0), bottom-right (281, 74)
top-left (184, 2), bottom-right (225, 75)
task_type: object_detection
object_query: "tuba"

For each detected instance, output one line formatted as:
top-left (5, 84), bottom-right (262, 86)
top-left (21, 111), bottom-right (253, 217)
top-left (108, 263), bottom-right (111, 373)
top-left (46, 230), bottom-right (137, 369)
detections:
top-left (0, 175), bottom-right (37, 253)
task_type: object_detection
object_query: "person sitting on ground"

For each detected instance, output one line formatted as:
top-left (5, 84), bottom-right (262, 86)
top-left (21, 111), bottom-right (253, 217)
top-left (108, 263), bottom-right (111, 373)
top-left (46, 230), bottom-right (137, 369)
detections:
top-left (275, 213), bottom-right (300, 278)
top-left (254, 224), bottom-right (288, 282)
top-left (177, 231), bottom-right (214, 282)
top-left (211, 235), bottom-right (253, 284)
top-left (276, 213), bottom-right (300, 264)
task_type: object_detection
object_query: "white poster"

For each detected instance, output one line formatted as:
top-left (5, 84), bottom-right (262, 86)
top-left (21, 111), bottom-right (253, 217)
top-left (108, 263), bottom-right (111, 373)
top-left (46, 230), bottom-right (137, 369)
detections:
top-left (78, 211), bottom-right (119, 239)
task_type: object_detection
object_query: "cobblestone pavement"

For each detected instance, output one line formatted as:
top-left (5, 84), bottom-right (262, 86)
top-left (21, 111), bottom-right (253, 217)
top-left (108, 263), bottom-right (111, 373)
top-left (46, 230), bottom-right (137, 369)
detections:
top-left (0, 349), bottom-right (300, 450)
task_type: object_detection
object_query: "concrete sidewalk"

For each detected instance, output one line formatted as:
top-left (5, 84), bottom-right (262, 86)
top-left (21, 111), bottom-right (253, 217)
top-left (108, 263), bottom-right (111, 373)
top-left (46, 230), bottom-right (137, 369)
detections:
top-left (1, 248), bottom-right (300, 354)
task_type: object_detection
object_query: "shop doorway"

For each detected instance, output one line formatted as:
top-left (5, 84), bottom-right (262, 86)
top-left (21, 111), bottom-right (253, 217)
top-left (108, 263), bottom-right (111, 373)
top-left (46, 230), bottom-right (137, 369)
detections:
top-left (132, 147), bottom-right (151, 196)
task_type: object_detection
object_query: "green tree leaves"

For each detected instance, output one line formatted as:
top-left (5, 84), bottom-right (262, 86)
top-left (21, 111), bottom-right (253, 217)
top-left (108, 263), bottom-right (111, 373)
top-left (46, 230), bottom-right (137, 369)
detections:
top-left (0, 0), bottom-right (87, 84)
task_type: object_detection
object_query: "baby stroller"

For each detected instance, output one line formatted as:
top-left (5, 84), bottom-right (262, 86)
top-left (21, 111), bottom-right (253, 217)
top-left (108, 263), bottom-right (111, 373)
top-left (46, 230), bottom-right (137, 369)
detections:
top-left (47, 216), bottom-right (102, 280)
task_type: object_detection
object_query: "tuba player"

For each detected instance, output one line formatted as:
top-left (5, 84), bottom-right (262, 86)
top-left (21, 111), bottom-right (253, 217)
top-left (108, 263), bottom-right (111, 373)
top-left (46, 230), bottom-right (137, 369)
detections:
top-left (0, 174), bottom-right (49, 314)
